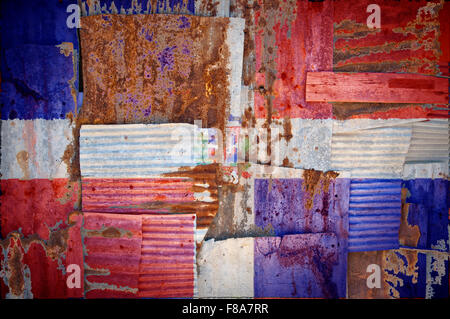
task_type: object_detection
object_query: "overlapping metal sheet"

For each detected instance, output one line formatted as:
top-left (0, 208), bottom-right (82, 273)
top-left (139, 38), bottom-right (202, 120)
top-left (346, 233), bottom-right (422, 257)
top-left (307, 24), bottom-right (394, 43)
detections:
top-left (348, 179), bottom-right (402, 252)
top-left (80, 124), bottom-right (219, 178)
top-left (331, 119), bottom-right (416, 179)
top-left (80, 123), bottom-right (219, 244)
top-left (139, 214), bottom-right (196, 298)
top-left (332, 0), bottom-right (450, 120)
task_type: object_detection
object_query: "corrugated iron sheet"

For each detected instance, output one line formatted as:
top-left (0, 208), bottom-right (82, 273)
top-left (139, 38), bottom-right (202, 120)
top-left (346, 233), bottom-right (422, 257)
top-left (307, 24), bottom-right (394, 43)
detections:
top-left (197, 237), bottom-right (254, 298)
top-left (405, 119), bottom-right (449, 163)
top-left (1, 119), bottom-right (74, 179)
top-left (348, 179), bottom-right (402, 252)
top-left (80, 124), bottom-right (218, 178)
top-left (80, 123), bottom-right (219, 244)
top-left (331, 119), bottom-right (415, 178)
top-left (83, 212), bottom-right (142, 298)
top-left (139, 214), bottom-right (196, 298)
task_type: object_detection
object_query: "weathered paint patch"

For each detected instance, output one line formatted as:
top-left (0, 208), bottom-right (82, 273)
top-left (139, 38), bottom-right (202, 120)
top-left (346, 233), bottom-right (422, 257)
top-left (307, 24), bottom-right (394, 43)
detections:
top-left (400, 179), bottom-right (449, 252)
top-left (332, 0), bottom-right (449, 119)
top-left (197, 237), bottom-right (254, 298)
top-left (1, 119), bottom-right (75, 179)
top-left (254, 233), bottom-right (339, 298)
top-left (0, 211), bottom-right (83, 298)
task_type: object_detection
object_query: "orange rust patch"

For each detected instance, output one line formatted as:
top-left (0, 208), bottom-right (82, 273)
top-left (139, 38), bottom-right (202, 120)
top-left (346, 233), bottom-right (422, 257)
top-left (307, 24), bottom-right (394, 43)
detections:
top-left (302, 169), bottom-right (339, 210)
top-left (399, 188), bottom-right (421, 248)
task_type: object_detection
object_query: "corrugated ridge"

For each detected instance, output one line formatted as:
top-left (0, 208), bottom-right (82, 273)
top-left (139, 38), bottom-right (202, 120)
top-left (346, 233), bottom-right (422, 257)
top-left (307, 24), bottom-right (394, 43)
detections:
top-left (138, 214), bottom-right (196, 298)
top-left (348, 179), bottom-right (402, 252)
top-left (331, 124), bottom-right (412, 178)
top-left (80, 124), bottom-right (218, 178)
top-left (405, 119), bottom-right (449, 163)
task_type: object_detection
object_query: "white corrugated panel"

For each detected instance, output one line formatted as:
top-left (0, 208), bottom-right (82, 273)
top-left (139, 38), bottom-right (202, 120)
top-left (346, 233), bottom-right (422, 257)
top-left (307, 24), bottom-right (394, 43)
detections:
top-left (1, 119), bottom-right (74, 179)
top-left (331, 119), bottom-right (420, 179)
top-left (80, 123), bottom-right (219, 178)
top-left (405, 119), bottom-right (449, 164)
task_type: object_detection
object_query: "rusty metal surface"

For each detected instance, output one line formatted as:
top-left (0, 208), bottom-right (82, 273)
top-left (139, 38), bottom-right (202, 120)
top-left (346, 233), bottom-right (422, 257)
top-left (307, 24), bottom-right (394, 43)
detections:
top-left (0, 210), bottom-right (83, 298)
top-left (79, 14), bottom-right (244, 135)
top-left (332, 0), bottom-right (450, 120)
top-left (139, 214), bottom-right (196, 298)
top-left (348, 179), bottom-right (402, 252)
top-left (331, 119), bottom-right (416, 179)
top-left (83, 212), bottom-right (142, 298)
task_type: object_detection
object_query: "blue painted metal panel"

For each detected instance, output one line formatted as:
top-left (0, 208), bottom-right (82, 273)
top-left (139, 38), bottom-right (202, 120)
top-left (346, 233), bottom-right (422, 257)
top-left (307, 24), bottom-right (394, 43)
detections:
top-left (401, 179), bottom-right (449, 252)
top-left (348, 179), bottom-right (402, 252)
top-left (0, 0), bottom-right (78, 120)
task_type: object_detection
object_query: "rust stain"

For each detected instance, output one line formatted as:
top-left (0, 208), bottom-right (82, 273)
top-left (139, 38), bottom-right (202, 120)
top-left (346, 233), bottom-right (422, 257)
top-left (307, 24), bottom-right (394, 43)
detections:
top-left (399, 188), bottom-right (421, 248)
top-left (16, 151), bottom-right (30, 180)
top-left (282, 157), bottom-right (294, 168)
top-left (302, 169), bottom-right (339, 211)
top-left (79, 14), bottom-right (231, 136)
top-left (7, 239), bottom-right (25, 297)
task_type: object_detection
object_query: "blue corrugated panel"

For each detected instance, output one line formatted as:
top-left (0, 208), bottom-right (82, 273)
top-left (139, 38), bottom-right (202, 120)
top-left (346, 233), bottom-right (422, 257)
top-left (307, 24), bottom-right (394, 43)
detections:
top-left (348, 179), bottom-right (402, 252)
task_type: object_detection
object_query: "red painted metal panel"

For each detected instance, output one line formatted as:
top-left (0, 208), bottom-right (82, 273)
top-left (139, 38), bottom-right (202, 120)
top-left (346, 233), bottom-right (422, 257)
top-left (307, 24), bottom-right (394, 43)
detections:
top-left (1, 179), bottom-right (80, 239)
top-left (253, 0), bottom-right (333, 120)
top-left (83, 212), bottom-right (142, 298)
top-left (306, 72), bottom-right (448, 104)
top-left (332, 0), bottom-right (449, 119)
top-left (139, 214), bottom-right (196, 298)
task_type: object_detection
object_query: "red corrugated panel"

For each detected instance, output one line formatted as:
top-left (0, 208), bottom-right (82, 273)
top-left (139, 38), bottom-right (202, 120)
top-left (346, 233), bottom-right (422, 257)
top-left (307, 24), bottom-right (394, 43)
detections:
top-left (83, 212), bottom-right (142, 298)
top-left (139, 214), bottom-right (196, 298)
